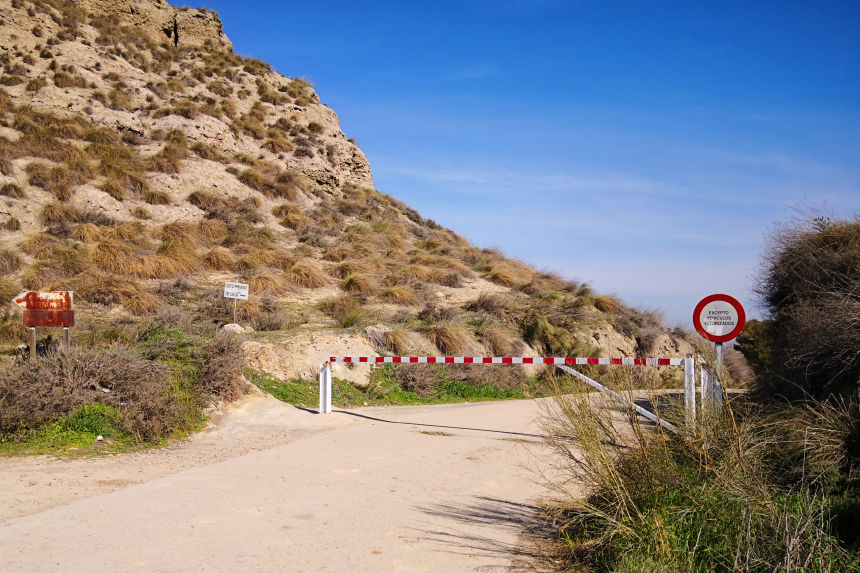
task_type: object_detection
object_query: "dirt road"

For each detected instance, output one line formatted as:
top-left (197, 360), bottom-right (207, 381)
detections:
top-left (0, 394), bottom-right (561, 572)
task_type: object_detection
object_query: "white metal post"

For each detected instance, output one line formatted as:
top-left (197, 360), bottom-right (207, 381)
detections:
top-left (683, 355), bottom-right (696, 426)
top-left (319, 362), bottom-right (332, 414)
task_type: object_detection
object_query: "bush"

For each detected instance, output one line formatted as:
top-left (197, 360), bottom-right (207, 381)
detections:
top-left (738, 215), bottom-right (860, 400)
top-left (199, 331), bottom-right (247, 402)
top-left (0, 346), bottom-right (177, 441)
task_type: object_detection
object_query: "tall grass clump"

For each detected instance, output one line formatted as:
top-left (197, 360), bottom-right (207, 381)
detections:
top-left (540, 381), bottom-right (860, 571)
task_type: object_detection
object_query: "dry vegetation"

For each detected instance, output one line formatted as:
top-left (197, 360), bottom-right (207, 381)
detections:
top-left (0, 0), bottom-right (690, 457)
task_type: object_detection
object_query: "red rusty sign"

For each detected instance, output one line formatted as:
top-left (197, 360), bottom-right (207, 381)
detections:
top-left (12, 291), bottom-right (75, 328)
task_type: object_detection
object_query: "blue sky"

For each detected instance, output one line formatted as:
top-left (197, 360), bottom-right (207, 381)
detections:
top-left (201, 1), bottom-right (859, 326)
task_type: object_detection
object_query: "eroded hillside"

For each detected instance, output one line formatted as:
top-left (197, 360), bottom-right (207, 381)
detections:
top-left (0, 0), bottom-right (692, 384)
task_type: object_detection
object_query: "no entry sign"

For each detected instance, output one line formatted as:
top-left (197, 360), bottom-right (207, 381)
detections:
top-left (693, 293), bottom-right (745, 343)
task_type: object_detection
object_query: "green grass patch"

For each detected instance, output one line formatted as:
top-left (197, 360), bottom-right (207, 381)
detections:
top-left (0, 404), bottom-right (137, 456)
top-left (246, 364), bottom-right (529, 409)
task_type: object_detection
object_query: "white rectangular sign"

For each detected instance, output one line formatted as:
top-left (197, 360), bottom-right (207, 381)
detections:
top-left (223, 282), bottom-right (249, 300)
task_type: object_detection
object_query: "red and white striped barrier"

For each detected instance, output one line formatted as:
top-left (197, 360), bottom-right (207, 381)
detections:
top-left (328, 356), bottom-right (685, 366)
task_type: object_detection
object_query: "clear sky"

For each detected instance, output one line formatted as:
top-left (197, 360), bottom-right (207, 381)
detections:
top-left (200, 0), bottom-right (859, 326)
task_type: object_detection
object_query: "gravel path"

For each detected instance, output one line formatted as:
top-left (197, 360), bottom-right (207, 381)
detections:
top-left (0, 393), bottom-right (560, 572)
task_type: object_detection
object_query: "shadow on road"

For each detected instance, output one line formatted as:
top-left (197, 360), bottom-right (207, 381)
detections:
top-left (333, 409), bottom-right (545, 440)
top-left (416, 496), bottom-right (560, 572)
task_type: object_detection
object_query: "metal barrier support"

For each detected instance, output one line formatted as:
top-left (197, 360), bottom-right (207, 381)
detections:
top-left (318, 362), bottom-right (332, 414)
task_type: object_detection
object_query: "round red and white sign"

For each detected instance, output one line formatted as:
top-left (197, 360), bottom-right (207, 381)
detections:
top-left (693, 293), bottom-right (746, 343)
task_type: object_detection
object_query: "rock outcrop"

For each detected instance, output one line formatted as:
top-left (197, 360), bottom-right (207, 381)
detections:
top-left (76, 0), bottom-right (232, 50)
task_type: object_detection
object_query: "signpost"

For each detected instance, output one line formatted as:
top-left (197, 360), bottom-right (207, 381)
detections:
top-left (223, 282), bottom-right (249, 324)
top-left (12, 291), bottom-right (74, 359)
top-left (693, 294), bottom-right (746, 414)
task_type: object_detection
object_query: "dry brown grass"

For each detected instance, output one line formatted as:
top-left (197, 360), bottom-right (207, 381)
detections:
top-left (204, 247), bottom-right (236, 271)
top-left (411, 252), bottom-right (471, 276)
top-left (238, 248), bottom-right (292, 271)
top-left (142, 189), bottom-right (171, 205)
top-left (593, 294), bottom-right (620, 314)
top-left (105, 222), bottom-right (147, 245)
top-left (480, 325), bottom-right (518, 356)
top-left (196, 219), bottom-right (227, 243)
top-left (381, 285), bottom-right (418, 306)
top-left (272, 203), bottom-right (308, 229)
top-left (406, 264), bottom-right (434, 281)
top-left (131, 206), bottom-right (151, 220)
top-left (154, 222), bottom-right (200, 246)
top-left (0, 249), bottom-right (22, 275)
top-left (3, 217), bottom-right (20, 231)
top-left (89, 238), bottom-right (135, 273)
top-left (426, 268), bottom-right (462, 287)
top-left (145, 142), bottom-right (187, 174)
top-left (0, 183), bottom-right (25, 199)
top-left (288, 259), bottom-right (327, 288)
top-left (484, 261), bottom-right (533, 288)
top-left (248, 270), bottom-right (286, 294)
top-left (72, 223), bottom-right (102, 243)
top-left (26, 162), bottom-right (74, 200)
top-left (155, 240), bottom-right (198, 274)
top-left (340, 273), bottom-right (377, 295)
top-left (122, 290), bottom-right (162, 315)
top-left (19, 232), bottom-right (65, 257)
top-left (428, 323), bottom-right (469, 355)
top-left (190, 142), bottom-right (227, 162)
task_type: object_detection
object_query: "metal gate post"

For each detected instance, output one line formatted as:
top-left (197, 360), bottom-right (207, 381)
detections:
top-left (318, 362), bottom-right (332, 414)
top-left (683, 355), bottom-right (696, 427)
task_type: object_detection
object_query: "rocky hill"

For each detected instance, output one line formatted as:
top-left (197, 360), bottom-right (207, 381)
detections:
top-left (0, 0), bottom-right (692, 384)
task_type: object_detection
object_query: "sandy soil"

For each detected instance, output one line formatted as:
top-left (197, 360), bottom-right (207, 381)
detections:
top-left (0, 393), bottom-right (568, 572)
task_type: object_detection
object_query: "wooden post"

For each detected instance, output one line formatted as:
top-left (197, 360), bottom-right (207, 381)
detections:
top-left (29, 327), bottom-right (36, 360)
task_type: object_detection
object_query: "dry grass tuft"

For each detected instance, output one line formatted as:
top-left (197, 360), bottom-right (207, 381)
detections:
top-left (319, 295), bottom-right (363, 328)
top-left (131, 206), bottom-right (151, 220)
top-left (0, 183), bottom-right (26, 199)
top-left (0, 249), bottom-right (22, 275)
top-left (272, 203), bottom-right (308, 229)
top-left (406, 264), bottom-right (434, 281)
top-left (105, 222), bottom-right (147, 244)
top-left (428, 323), bottom-right (469, 355)
top-left (248, 270), bottom-right (286, 294)
top-left (40, 201), bottom-right (83, 224)
top-left (204, 247), bottom-right (236, 271)
top-left (89, 238), bottom-right (135, 273)
top-left (72, 223), bottom-right (102, 243)
top-left (340, 273), bottom-right (377, 295)
top-left (480, 325), bottom-right (518, 356)
top-left (154, 222), bottom-right (200, 247)
top-left (484, 261), bottom-right (533, 288)
top-left (593, 294), bottom-right (620, 314)
top-left (142, 189), bottom-right (171, 205)
top-left (381, 286), bottom-right (419, 306)
top-left (289, 259), bottom-right (328, 288)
